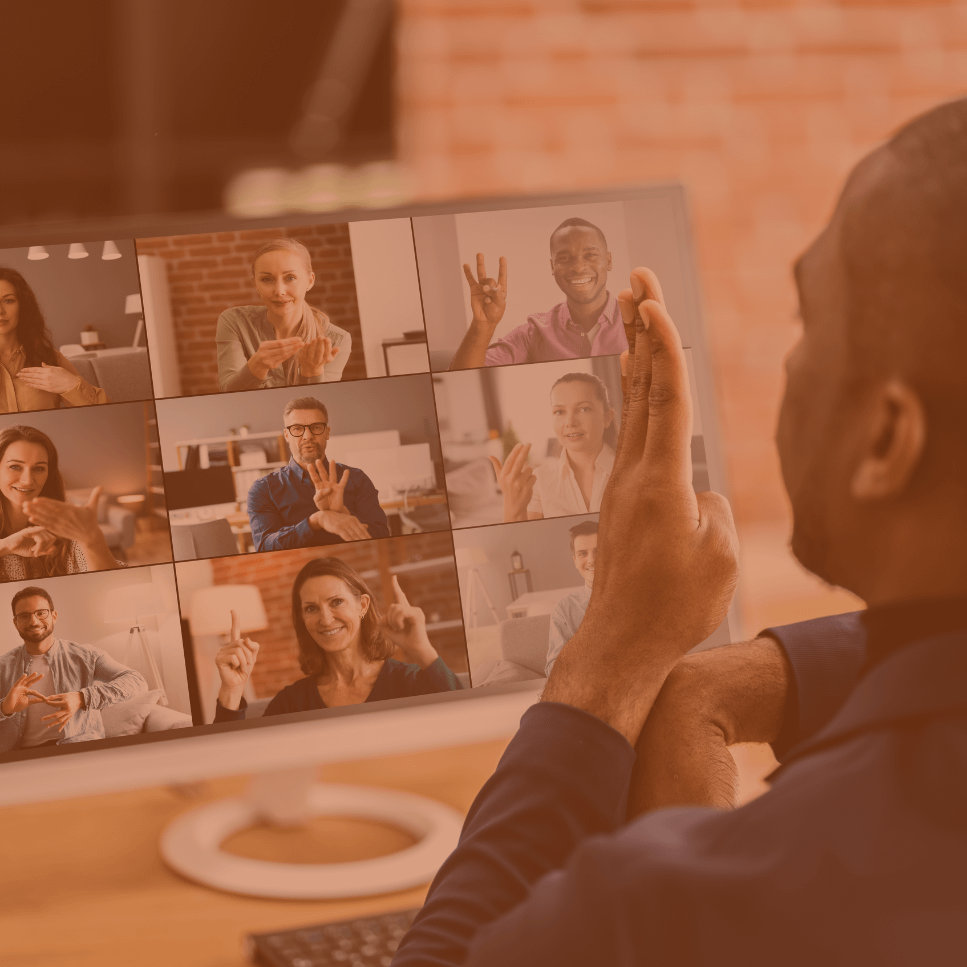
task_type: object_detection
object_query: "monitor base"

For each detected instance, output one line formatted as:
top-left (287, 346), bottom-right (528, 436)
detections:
top-left (160, 769), bottom-right (463, 899)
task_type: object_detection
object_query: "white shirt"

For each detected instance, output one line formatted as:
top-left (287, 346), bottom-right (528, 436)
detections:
top-left (527, 445), bottom-right (615, 518)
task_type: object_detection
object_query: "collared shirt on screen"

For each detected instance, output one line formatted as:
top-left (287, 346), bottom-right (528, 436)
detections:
top-left (0, 638), bottom-right (147, 752)
top-left (0, 347), bottom-right (108, 413)
top-left (527, 445), bottom-right (615, 519)
top-left (247, 456), bottom-right (391, 552)
top-left (483, 293), bottom-right (627, 367)
top-left (544, 583), bottom-right (592, 677)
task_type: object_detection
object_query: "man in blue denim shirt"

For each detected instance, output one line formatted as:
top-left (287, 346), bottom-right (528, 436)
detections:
top-left (247, 395), bottom-right (390, 551)
top-left (0, 586), bottom-right (147, 752)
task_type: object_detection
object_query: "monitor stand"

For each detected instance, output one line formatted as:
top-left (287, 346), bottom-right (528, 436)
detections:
top-left (159, 766), bottom-right (464, 899)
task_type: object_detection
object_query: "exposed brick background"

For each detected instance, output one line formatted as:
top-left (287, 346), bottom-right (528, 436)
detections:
top-left (209, 533), bottom-right (468, 699)
top-left (395, 0), bottom-right (967, 531)
top-left (136, 223), bottom-right (366, 397)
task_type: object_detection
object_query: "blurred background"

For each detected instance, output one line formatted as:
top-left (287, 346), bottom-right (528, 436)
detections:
top-left (8, 0), bottom-right (961, 634)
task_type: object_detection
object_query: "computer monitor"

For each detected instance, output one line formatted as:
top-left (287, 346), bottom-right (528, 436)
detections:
top-left (0, 184), bottom-right (737, 898)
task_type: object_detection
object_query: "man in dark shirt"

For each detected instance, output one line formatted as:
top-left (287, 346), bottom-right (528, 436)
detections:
top-left (395, 100), bottom-right (967, 964)
top-left (246, 395), bottom-right (390, 551)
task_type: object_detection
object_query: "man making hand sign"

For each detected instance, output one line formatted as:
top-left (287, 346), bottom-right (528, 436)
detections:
top-left (448, 218), bottom-right (628, 370)
top-left (247, 396), bottom-right (390, 551)
top-left (0, 586), bottom-right (147, 751)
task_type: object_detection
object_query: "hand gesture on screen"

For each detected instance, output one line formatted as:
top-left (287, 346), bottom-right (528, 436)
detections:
top-left (40, 690), bottom-right (84, 733)
top-left (307, 459), bottom-right (350, 513)
top-left (542, 267), bottom-right (739, 746)
top-left (0, 672), bottom-right (47, 717)
top-left (0, 526), bottom-right (57, 559)
top-left (379, 575), bottom-right (438, 668)
top-left (247, 337), bottom-right (304, 380)
top-left (309, 509), bottom-right (371, 543)
top-left (215, 609), bottom-right (260, 711)
top-left (489, 442), bottom-right (536, 522)
top-left (23, 488), bottom-right (103, 546)
top-left (297, 336), bottom-right (338, 378)
top-left (16, 362), bottom-right (82, 396)
top-left (462, 253), bottom-right (507, 331)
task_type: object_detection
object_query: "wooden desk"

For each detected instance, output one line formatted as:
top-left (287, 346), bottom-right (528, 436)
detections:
top-left (0, 738), bottom-right (512, 967)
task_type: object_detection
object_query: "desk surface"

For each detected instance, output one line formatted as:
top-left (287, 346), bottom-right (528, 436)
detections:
top-left (0, 738), bottom-right (512, 967)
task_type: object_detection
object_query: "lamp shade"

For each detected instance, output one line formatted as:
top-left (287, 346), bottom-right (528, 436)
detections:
top-left (103, 583), bottom-right (169, 623)
top-left (101, 240), bottom-right (122, 260)
top-left (125, 293), bottom-right (142, 314)
top-left (455, 546), bottom-right (488, 569)
top-left (26, 246), bottom-right (49, 260)
top-left (188, 585), bottom-right (268, 637)
top-left (68, 242), bottom-right (89, 259)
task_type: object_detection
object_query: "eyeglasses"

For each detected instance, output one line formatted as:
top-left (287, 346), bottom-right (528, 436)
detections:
top-left (285, 422), bottom-right (328, 437)
top-left (14, 608), bottom-right (50, 623)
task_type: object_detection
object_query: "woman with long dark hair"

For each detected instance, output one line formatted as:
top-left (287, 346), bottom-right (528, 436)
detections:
top-left (0, 268), bottom-right (109, 413)
top-left (489, 371), bottom-right (617, 522)
top-left (212, 556), bottom-right (461, 721)
top-left (0, 425), bottom-right (121, 581)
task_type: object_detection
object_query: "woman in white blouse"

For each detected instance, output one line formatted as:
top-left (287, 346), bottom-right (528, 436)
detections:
top-left (216, 238), bottom-right (351, 392)
top-left (489, 372), bottom-right (617, 522)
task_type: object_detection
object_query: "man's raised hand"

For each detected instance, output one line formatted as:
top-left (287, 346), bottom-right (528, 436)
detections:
top-left (542, 268), bottom-right (739, 746)
top-left (489, 442), bottom-right (536, 522)
top-left (308, 459), bottom-right (351, 514)
top-left (463, 253), bottom-right (507, 331)
top-left (215, 609), bottom-right (260, 710)
top-left (0, 672), bottom-right (47, 716)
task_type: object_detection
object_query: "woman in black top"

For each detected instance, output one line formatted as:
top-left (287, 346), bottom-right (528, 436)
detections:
top-left (213, 556), bottom-right (461, 722)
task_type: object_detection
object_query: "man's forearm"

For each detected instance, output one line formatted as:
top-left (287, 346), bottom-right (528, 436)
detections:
top-left (448, 323), bottom-right (495, 371)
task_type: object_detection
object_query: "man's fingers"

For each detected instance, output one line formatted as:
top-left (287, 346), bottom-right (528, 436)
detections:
top-left (390, 573), bottom-right (411, 607)
top-left (497, 255), bottom-right (507, 290)
top-left (230, 609), bottom-right (240, 643)
top-left (613, 317), bottom-right (652, 475)
top-left (629, 267), bottom-right (666, 308)
top-left (475, 252), bottom-right (487, 283)
top-left (462, 263), bottom-right (478, 289)
top-left (638, 299), bottom-right (694, 494)
top-left (617, 287), bottom-right (640, 359)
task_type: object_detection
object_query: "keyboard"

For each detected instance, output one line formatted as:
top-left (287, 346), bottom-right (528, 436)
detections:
top-left (246, 908), bottom-right (419, 967)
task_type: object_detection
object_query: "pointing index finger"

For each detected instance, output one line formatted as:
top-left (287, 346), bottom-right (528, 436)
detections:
top-left (390, 573), bottom-right (410, 607)
top-left (229, 609), bottom-right (240, 643)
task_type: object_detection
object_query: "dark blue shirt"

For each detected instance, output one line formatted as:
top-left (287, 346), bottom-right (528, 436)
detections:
top-left (246, 456), bottom-right (390, 551)
top-left (213, 657), bottom-right (462, 722)
top-left (396, 612), bottom-right (967, 965)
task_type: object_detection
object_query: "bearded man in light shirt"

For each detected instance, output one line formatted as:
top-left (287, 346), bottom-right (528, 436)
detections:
top-left (544, 519), bottom-right (597, 677)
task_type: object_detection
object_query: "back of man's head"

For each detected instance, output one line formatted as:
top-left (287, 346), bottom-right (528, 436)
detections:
top-left (11, 586), bottom-right (54, 614)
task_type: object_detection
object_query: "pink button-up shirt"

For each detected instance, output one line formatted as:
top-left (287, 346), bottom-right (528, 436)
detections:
top-left (484, 293), bottom-right (627, 367)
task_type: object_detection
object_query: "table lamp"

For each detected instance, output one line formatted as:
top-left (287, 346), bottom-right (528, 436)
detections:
top-left (454, 545), bottom-right (499, 627)
top-left (103, 582), bottom-right (172, 705)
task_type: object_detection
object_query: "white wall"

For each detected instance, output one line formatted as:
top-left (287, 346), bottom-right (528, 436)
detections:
top-left (348, 218), bottom-right (429, 378)
top-left (0, 564), bottom-right (191, 715)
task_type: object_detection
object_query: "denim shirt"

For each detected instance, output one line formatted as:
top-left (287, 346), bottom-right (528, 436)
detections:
top-left (0, 638), bottom-right (148, 751)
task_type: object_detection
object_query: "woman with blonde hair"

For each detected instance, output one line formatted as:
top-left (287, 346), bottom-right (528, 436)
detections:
top-left (212, 556), bottom-right (461, 720)
top-left (0, 425), bottom-right (121, 582)
top-left (0, 268), bottom-right (109, 413)
top-left (216, 237), bottom-right (352, 391)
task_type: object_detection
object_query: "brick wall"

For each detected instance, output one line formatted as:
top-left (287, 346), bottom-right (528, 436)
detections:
top-left (209, 533), bottom-right (467, 699)
top-left (136, 223), bottom-right (366, 397)
top-left (396, 0), bottom-right (967, 525)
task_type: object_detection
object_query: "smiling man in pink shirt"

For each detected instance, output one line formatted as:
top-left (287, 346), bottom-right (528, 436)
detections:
top-left (448, 217), bottom-right (629, 370)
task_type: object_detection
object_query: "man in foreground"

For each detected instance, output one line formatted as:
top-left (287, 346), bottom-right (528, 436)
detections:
top-left (544, 519), bottom-right (597, 677)
top-left (448, 218), bottom-right (628, 370)
top-left (395, 100), bottom-right (967, 964)
top-left (247, 395), bottom-right (390, 551)
top-left (0, 586), bottom-right (147, 751)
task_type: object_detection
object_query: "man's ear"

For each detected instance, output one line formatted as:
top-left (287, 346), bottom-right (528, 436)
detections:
top-left (850, 380), bottom-right (926, 500)
top-left (606, 252), bottom-right (613, 271)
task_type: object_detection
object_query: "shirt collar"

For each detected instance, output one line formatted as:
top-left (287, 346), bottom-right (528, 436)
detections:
top-left (556, 444), bottom-right (615, 474)
top-left (772, 629), bottom-right (967, 777)
top-left (19, 638), bottom-right (60, 665)
top-left (560, 292), bottom-right (618, 331)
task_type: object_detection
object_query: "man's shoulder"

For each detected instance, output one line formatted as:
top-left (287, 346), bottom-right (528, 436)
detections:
top-left (53, 639), bottom-right (102, 660)
top-left (250, 464), bottom-right (292, 492)
top-left (523, 301), bottom-right (568, 332)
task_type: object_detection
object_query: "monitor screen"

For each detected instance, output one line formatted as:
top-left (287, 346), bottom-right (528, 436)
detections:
top-left (0, 187), bottom-right (735, 796)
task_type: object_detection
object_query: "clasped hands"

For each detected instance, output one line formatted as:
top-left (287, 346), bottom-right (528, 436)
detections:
top-left (1, 672), bottom-right (84, 731)
top-left (306, 459), bottom-right (371, 542)
top-left (250, 335), bottom-right (338, 379)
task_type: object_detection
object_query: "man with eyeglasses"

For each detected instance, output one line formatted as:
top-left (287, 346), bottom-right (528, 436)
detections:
top-left (447, 218), bottom-right (628, 371)
top-left (246, 395), bottom-right (390, 551)
top-left (0, 586), bottom-right (147, 751)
